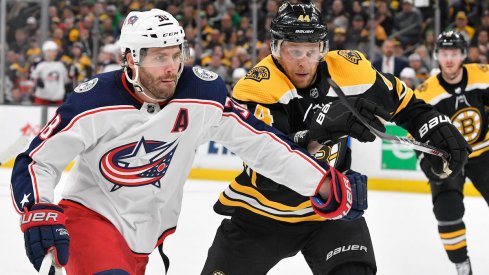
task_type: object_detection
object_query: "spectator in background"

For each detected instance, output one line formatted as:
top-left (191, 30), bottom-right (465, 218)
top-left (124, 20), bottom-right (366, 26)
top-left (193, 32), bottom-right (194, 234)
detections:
top-left (478, 10), bottom-right (489, 33)
top-left (25, 38), bottom-right (42, 63)
top-left (30, 41), bottom-right (69, 105)
top-left (346, 14), bottom-right (368, 50)
top-left (328, 0), bottom-right (349, 30)
top-left (351, 0), bottom-right (368, 23)
top-left (373, 39), bottom-right (408, 77)
top-left (230, 67), bottom-right (246, 92)
top-left (393, 0), bottom-right (422, 46)
top-left (400, 67), bottom-right (418, 89)
top-left (181, 5), bottom-right (196, 28)
top-left (376, 1), bottom-right (394, 36)
top-left (206, 3), bottom-right (221, 28)
top-left (408, 53), bottom-right (429, 83)
top-left (5, 50), bottom-right (27, 104)
top-left (98, 43), bottom-right (121, 73)
top-left (215, 0), bottom-right (235, 17)
top-left (454, 11), bottom-right (475, 43)
top-left (68, 42), bottom-right (93, 88)
top-left (474, 29), bottom-right (489, 61)
top-left (330, 27), bottom-right (347, 50)
top-left (25, 17), bottom-right (39, 39)
top-left (465, 45), bottom-right (482, 64)
top-left (220, 13), bottom-right (235, 41)
top-left (393, 39), bottom-right (407, 59)
top-left (415, 44), bottom-right (434, 71)
top-left (78, 28), bottom-right (93, 57)
top-left (256, 42), bottom-right (271, 61)
top-left (205, 46), bottom-right (229, 83)
top-left (10, 28), bottom-right (29, 55)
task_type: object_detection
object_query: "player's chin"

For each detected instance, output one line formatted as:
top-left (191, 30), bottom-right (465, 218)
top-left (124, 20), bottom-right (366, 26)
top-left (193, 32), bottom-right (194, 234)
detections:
top-left (158, 84), bottom-right (176, 98)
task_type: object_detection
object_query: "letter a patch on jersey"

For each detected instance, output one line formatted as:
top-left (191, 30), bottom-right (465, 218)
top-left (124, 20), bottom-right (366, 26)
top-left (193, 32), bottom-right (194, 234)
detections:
top-left (172, 108), bottom-right (188, 133)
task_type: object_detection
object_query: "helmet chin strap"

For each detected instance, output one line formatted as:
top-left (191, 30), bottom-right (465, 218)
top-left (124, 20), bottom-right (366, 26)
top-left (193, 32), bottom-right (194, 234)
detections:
top-left (124, 64), bottom-right (183, 103)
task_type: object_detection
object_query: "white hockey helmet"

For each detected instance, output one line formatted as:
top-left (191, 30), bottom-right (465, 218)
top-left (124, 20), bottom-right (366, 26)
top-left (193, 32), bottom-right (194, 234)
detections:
top-left (42, 40), bottom-right (58, 52)
top-left (119, 9), bottom-right (186, 65)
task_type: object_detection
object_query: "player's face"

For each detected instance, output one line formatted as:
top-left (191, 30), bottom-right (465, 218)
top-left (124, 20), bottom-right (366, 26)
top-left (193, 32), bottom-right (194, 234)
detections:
top-left (138, 46), bottom-right (182, 100)
top-left (437, 48), bottom-right (465, 81)
top-left (278, 42), bottom-right (321, 89)
top-left (43, 50), bottom-right (57, 61)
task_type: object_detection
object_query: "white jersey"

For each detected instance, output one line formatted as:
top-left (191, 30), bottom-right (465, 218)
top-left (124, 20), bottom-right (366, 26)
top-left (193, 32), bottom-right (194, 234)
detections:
top-left (11, 67), bottom-right (328, 254)
top-left (31, 60), bottom-right (69, 101)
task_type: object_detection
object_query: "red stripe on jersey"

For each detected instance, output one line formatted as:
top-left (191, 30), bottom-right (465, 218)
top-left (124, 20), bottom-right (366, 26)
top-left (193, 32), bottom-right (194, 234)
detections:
top-left (29, 106), bottom-right (136, 158)
top-left (223, 112), bottom-right (327, 174)
top-left (169, 99), bottom-right (224, 110)
top-left (155, 227), bottom-right (176, 248)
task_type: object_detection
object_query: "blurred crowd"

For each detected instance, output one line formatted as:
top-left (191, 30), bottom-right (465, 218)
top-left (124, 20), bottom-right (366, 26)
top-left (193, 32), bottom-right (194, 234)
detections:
top-left (3, 0), bottom-right (489, 105)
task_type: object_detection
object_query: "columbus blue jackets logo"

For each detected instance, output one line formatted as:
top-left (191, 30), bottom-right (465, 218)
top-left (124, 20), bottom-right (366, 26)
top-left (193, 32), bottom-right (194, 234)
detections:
top-left (74, 78), bottom-right (98, 93)
top-left (126, 15), bottom-right (138, 26)
top-left (99, 137), bottom-right (178, 191)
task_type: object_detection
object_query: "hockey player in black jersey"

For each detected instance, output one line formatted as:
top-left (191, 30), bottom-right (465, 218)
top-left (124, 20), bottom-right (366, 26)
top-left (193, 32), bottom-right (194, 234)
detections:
top-left (415, 31), bottom-right (489, 275)
top-left (202, 2), bottom-right (471, 275)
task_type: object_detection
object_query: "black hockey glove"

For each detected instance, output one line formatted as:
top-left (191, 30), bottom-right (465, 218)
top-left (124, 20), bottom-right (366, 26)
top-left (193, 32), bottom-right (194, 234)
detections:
top-left (309, 97), bottom-right (391, 144)
top-left (412, 112), bottom-right (471, 180)
top-left (36, 78), bottom-right (45, 89)
top-left (311, 167), bottom-right (367, 221)
top-left (21, 203), bottom-right (70, 273)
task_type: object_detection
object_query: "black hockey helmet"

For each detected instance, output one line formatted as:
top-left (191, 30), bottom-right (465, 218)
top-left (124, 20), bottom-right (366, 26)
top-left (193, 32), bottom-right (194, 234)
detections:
top-left (270, 1), bottom-right (328, 59)
top-left (271, 1), bottom-right (328, 43)
top-left (435, 31), bottom-right (468, 55)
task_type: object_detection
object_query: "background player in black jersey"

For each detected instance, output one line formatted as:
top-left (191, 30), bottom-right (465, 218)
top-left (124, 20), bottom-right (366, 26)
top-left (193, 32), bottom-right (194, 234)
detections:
top-left (201, 1), bottom-right (471, 275)
top-left (415, 31), bottom-right (489, 275)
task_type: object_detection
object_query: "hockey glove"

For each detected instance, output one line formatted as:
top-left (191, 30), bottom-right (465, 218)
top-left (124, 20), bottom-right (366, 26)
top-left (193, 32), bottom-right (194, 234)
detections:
top-left (309, 97), bottom-right (391, 144)
top-left (412, 112), bottom-right (471, 180)
top-left (21, 203), bottom-right (69, 273)
top-left (36, 78), bottom-right (45, 89)
top-left (311, 167), bottom-right (368, 221)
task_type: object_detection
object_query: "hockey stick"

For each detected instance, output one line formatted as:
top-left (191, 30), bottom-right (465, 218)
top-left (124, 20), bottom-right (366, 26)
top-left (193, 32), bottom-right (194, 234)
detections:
top-left (39, 250), bottom-right (63, 275)
top-left (326, 77), bottom-right (450, 163)
top-left (0, 135), bottom-right (30, 166)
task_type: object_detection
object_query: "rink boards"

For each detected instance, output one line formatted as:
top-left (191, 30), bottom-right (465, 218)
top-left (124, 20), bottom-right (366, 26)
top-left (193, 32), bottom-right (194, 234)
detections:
top-left (0, 105), bottom-right (479, 196)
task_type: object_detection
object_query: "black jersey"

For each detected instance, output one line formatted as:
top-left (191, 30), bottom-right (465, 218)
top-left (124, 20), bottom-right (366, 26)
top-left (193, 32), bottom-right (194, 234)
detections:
top-left (415, 64), bottom-right (489, 158)
top-left (215, 50), bottom-right (438, 223)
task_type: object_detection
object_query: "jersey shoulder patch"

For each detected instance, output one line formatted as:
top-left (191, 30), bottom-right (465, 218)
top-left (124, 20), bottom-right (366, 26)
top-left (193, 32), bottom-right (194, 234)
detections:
top-left (244, 66), bottom-right (270, 82)
top-left (192, 67), bottom-right (218, 81)
top-left (74, 78), bottom-right (98, 93)
top-left (337, 50), bottom-right (363, 65)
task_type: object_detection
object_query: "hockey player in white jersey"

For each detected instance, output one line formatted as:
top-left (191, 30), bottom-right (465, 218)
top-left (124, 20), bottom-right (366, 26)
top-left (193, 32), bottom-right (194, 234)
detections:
top-left (11, 9), bottom-right (376, 275)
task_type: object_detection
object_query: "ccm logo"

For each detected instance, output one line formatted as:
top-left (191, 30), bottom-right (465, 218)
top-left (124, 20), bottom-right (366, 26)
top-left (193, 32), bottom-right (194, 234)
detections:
top-left (315, 103), bottom-right (331, 125)
top-left (21, 212), bottom-right (59, 224)
top-left (418, 115), bottom-right (450, 138)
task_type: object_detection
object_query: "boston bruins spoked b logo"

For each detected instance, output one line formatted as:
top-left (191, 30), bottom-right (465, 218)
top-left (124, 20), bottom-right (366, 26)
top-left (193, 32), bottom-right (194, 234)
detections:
top-left (451, 107), bottom-right (482, 144)
top-left (338, 50), bottom-right (362, 64)
top-left (245, 66), bottom-right (270, 82)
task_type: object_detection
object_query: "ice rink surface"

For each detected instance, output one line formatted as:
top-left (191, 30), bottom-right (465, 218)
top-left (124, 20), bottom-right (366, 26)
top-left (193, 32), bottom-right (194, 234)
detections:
top-left (1, 168), bottom-right (488, 275)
